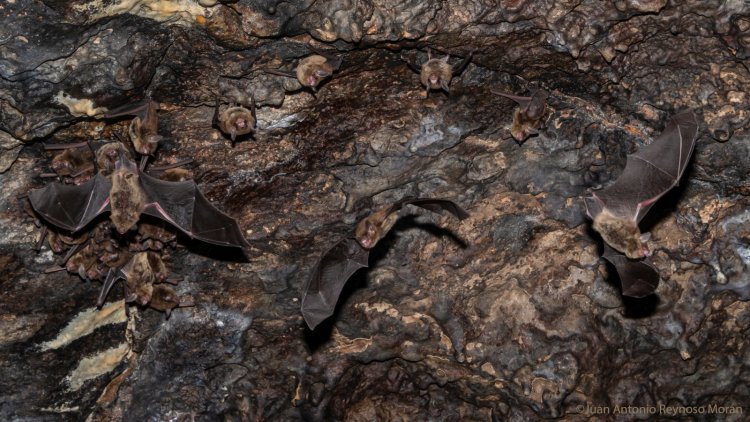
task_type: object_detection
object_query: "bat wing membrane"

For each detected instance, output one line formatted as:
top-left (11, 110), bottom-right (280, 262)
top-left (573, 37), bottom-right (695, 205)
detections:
top-left (602, 245), bottom-right (659, 298)
top-left (138, 172), bottom-right (249, 248)
top-left (301, 238), bottom-right (369, 330)
top-left (398, 197), bottom-right (471, 220)
top-left (28, 173), bottom-right (112, 233)
top-left (589, 111), bottom-right (698, 223)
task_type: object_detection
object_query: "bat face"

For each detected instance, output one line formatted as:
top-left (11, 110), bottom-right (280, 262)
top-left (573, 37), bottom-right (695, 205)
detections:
top-left (110, 162), bottom-right (146, 234)
top-left (219, 106), bottom-right (256, 141)
top-left (420, 58), bottom-right (453, 92)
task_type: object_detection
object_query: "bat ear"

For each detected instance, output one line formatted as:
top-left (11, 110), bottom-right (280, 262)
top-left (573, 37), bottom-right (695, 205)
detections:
top-left (640, 232), bottom-right (651, 242)
top-left (442, 54), bottom-right (450, 63)
top-left (314, 69), bottom-right (331, 78)
top-left (427, 48), bottom-right (433, 60)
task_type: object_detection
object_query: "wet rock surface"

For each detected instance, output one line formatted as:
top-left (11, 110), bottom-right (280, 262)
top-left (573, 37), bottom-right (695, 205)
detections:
top-left (1, 0), bottom-right (749, 420)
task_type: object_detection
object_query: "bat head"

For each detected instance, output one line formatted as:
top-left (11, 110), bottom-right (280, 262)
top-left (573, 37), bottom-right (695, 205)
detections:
top-left (355, 219), bottom-right (380, 249)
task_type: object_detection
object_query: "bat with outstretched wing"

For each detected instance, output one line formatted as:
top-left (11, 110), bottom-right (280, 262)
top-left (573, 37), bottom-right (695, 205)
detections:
top-left (301, 198), bottom-right (469, 330)
top-left (28, 153), bottom-right (249, 250)
top-left (584, 111), bottom-right (699, 259)
top-left (602, 245), bottom-right (659, 298)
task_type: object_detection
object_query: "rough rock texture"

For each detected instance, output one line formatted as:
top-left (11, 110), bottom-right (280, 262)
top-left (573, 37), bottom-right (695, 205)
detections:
top-left (1, 0), bottom-right (749, 420)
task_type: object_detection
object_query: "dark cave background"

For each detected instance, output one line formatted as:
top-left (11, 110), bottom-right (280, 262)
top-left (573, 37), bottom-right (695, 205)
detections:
top-left (1, 0), bottom-right (749, 420)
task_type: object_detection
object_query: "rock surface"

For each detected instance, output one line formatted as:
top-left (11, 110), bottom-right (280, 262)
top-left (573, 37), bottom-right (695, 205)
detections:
top-left (0, 0), bottom-right (749, 420)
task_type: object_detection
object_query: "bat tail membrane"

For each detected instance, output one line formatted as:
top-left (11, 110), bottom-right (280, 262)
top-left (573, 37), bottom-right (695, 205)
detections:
top-left (602, 245), bottom-right (659, 298)
top-left (28, 173), bottom-right (112, 233)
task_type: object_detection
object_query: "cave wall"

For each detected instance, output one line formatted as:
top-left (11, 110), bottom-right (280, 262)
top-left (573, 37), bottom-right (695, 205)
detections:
top-left (1, 0), bottom-right (749, 420)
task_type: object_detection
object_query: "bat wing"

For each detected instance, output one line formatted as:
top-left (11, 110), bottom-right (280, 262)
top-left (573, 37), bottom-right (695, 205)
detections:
top-left (307, 45), bottom-right (342, 71)
top-left (28, 173), bottom-right (112, 233)
top-left (105, 100), bottom-right (151, 119)
top-left (589, 111), bottom-right (699, 223)
top-left (264, 69), bottom-right (297, 79)
top-left (602, 245), bottom-right (659, 298)
top-left (138, 172), bottom-right (250, 248)
top-left (301, 238), bottom-right (370, 330)
top-left (492, 90), bottom-right (532, 109)
top-left (397, 197), bottom-right (471, 220)
top-left (451, 51), bottom-right (473, 76)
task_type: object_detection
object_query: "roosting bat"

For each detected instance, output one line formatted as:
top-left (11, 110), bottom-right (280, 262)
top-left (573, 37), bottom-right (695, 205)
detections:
top-left (265, 45), bottom-right (342, 92)
top-left (602, 244), bottom-right (659, 298)
top-left (584, 111), bottom-right (699, 259)
top-left (300, 198), bottom-right (470, 330)
top-left (213, 96), bottom-right (256, 145)
top-left (403, 49), bottom-right (473, 97)
top-left (28, 149), bottom-right (250, 250)
top-left (492, 89), bottom-right (549, 143)
top-left (105, 100), bottom-right (163, 170)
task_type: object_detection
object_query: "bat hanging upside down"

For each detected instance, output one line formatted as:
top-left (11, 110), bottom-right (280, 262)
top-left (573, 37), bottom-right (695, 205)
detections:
top-left (492, 89), bottom-right (549, 143)
top-left (403, 48), bottom-right (473, 97)
top-left (105, 100), bottom-right (164, 170)
top-left (265, 44), bottom-right (342, 92)
top-left (300, 198), bottom-right (470, 330)
top-left (584, 111), bottom-right (699, 297)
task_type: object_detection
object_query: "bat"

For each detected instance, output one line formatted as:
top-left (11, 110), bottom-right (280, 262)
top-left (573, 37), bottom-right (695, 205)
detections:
top-left (149, 284), bottom-right (195, 317)
top-left (43, 142), bottom-right (96, 183)
top-left (602, 244), bottom-right (659, 298)
top-left (213, 96), bottom-right (256, 145)
top-left (28, 148), bottom-right (250, 250)
top-left (404, 49), bottom-right (473, 97)
top-left (105, 100), bottom-right (163, 170)
top-left (265, 45), bottom-right (342, 91)
top-left (300, 197), bottom-right (470, 330)
top-left (584, 111), bottom-right (699, 259)
top-left (492, 89), bottom-right (549, 143)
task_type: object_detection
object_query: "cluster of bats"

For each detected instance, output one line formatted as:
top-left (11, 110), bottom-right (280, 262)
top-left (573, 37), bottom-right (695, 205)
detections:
top-left (26, 44), bottom-right (700, 327)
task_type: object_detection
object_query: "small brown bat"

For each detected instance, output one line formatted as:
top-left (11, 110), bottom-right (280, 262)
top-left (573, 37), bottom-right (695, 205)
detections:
top-left (584, 111), bottom-right (699, 259)
top-left (213, 97), bottom-right (256, 145)
top-left (28, 148), bottom-right (250, 250)
top-left (265, 45), bottom-right (342, 92)
top-left (98, 251), bottom-right (166, 306)
top-left (602, 245), bottom-right (659, 298)
top-left (404, 49), bottom-right (473, 97)
top-left (300, 197), bottom-right (470, 330)
top-left (105, 100), bottom-right (163, 170)
top-left (147, 159), bottom-right (194, 182)
top-left (492, 89), bottom-right (549, 143)
top-left (43, 142), bottom-right (96, 183)
top-left (149, 284), bottom-right (195, 317)
top-left (585, 112), bottom-right (698, 298)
